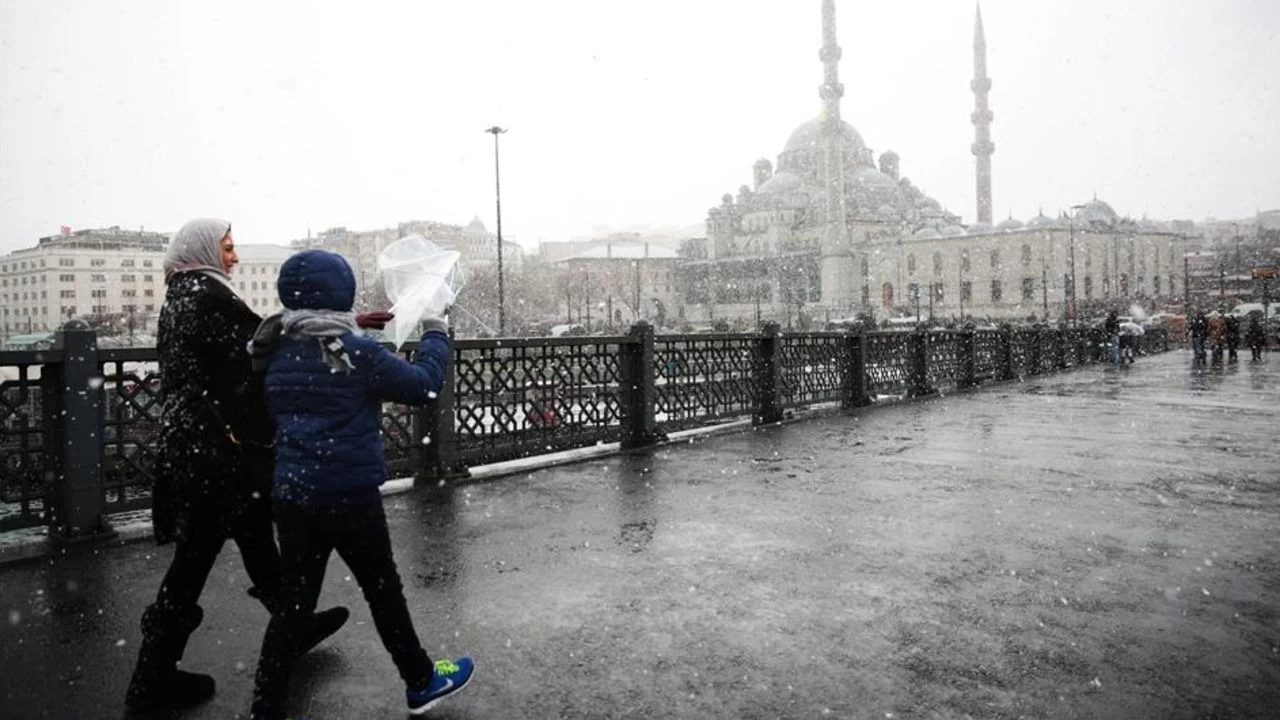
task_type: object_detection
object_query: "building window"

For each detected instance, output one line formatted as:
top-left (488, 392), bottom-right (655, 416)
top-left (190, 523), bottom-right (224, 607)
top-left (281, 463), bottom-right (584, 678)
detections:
top-left (881, 282), bottom-right (894, 309)
top-left (991, 280), bottom-right (1003, 302)
top-left (143, 260), bottom-right (153, 268)
top-left (59, 258), bottom-right (75, 267)
top-left (908, 283), bottom-right (920, 305)
top-left (60, 290), bottom-right (75, 298)
top-left (1085, 247), bottom-right (1092, 268)
top-left (1021, 244), bottom-right (1032, 266)
top-left (861, 284), bottom-right (870, 306)
top-left (990, 250), bottom-right (1001, 270)
top-left (933, 252), bottom-right (943, 276)
top-left (90, 258), bottom-right (106, 267)
top-left (59, 274), bottom-right (74, 282)
top-left (1022, 277), bottom-right (1035, 301)
top-left (121, 274), bottom-right (136, 283)
top-left (907, 253), bottom-right (916, 275)
top-left (91, 274), bottom-right (106, 282)
top-left (121, 259), bottom-right (135, 267)
top-left (960, 280), bottom-right (972, 302)
top-left (1119, 273), bottom-right (1129, 296)
top-left (143, 274), bottom-right (153, 282)
top-left (860, 257), bottom-right (869, 278)
top-left (961, 249), bottom-right (971, 273)
top-left (91, 289), bottom-right (107, 298)
top-left (932, 282), bottom-right (944, 303)
top-left (1084, 276), bottom-right (1094, 299)
top-left (1153, 276), bottom-right (1161, 295)
top-left (144, 289), bottom-right (154, 297)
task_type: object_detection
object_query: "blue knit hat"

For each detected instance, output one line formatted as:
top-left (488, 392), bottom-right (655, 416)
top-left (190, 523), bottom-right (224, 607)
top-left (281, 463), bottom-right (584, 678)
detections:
top-left (277, 249), bottom-right (357, 311)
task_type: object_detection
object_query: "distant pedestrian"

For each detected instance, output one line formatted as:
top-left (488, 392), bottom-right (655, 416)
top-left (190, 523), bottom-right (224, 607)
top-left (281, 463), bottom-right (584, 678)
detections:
top-left (126, 220), bottom-right (348, 713)
top-left (1245, 315), bottom-right (1267, 361)
top-left (1208, 314), bottom-right (1227, 364)
top-left (1224, 314), bottom-right (1241, 363)
top-left (1104, 310), bottom-right (1121, 364)
top-left (1189, 311), bottom-right (1209, 365)
top-left (247, 249), bottom-right (473, 720)
top-left (1119, 321), bottom-right (1144, 364)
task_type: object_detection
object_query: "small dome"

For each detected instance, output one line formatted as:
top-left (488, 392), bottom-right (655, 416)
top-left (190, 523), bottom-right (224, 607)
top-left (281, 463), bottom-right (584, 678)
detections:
top-left (996, 217), bottom-right (1024, 231)
top-left (1027, 213), bottom-right (1061, 229)
top-left (876, 204), bottom-right (899, 218)
top-left (849, 166), bottom-right (905, 209)
top-left (941, 224), bottom-right (966, 237)
top-left (967, 222), bottom-right (995, 235)
top-left (757, 171), bottom-right (803, 195)
top-left (915, 227), bottom-right (942, 240)
top-left (1078, 198), bottom-right (1119, 224)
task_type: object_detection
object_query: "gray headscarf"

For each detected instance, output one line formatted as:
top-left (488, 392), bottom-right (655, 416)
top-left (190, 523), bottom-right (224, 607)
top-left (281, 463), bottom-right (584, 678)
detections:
top-left (164, 217), bottom-right (232, 285)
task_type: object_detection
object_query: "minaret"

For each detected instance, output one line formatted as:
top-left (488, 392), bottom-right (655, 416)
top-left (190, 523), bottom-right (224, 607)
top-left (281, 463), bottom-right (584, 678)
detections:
top-left (818, 0), bottom-right (853, 310)
top-left (971, 3), bottom-right (994, 224)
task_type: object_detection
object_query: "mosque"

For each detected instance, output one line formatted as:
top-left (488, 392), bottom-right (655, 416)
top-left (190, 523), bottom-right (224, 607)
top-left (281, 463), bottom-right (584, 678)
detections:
top-left (683, 1), bottom-right (1187, 327)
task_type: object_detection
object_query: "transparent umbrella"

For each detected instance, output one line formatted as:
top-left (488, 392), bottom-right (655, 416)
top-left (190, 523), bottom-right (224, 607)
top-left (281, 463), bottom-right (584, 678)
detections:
top-left (377, 235), bottom-right (465, 347)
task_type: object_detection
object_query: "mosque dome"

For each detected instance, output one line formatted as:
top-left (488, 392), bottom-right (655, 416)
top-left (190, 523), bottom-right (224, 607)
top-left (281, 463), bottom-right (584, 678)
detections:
top-left (757, 171), bottom-right (804, 195)
top-left (996, 217), bottom-right (1024, 231)
top-left (1077, 198), bottom-right (1119, 224)
top-left (1027, 212), bottom-right (1061, 229)
top-left (915, 227), bottom-right (942, 240)
top-left (966, 222), bottom-right (995, 235)
top-left (941, 225), bottom-right (966, 237)
top-left (784, 117), bottom-right (866, 154)
top-left (849, 166), bottom-right (905, 209)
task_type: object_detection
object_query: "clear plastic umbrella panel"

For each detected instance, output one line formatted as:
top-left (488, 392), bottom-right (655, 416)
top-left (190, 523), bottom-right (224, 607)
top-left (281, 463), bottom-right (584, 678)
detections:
top-left (377, 235), bottom-right (465, 348)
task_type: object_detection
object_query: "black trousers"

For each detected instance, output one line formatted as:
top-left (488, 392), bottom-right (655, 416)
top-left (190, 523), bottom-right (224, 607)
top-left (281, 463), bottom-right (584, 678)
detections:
top-left (151, 511), bottom-right (281, 616)
top-left (251, 500), bottom-right (431, 720)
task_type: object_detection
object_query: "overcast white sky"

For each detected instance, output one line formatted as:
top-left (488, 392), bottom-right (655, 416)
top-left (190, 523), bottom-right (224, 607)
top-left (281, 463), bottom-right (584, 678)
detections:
top-left (1, 0), bottom-right (1277, 254)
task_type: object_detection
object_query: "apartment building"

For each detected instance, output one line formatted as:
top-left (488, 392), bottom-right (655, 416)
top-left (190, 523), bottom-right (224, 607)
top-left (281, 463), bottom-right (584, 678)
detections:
top-left (0, 227), bottom-right (168, 337)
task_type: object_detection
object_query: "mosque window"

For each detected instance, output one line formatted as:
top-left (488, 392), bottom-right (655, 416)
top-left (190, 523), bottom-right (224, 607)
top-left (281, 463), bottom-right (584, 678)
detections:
top-left (1084, 276), bottom-right (1093, 299)
top-left (961, 249), bottom-right (971, 273)
top-left (960, 281), bottom-right (972, 303)
top-left (881, 282), bottom-right (894, 309)
top-left (990, 250), bottom-right (1001, 270)
top-left (907, 254), bottom-right (916, 275)
top-left (861, 285), bottom-right (870, 306)
top-left (1021, 244), bottom-right (1032, 266)
top-left (861, 257), bottom-right (869, 277)
top-left (990, 280), bottom-right (1003, 302)
top-left (933, 252), bottom-right (943, 276)
top-left (1119, 273), bottom-right (1129, 296)
top-left (1153, 276), bottom-right (1161, 295)
top-left (1084, 247), bottom-right (1092, 268)
top-left (1021, 277), bottom-right (1035, 301)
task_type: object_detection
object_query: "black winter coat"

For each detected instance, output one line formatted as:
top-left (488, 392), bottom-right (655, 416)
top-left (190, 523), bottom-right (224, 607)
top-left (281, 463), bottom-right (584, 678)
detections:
top-left (152, 272), bottom-right (273, 544)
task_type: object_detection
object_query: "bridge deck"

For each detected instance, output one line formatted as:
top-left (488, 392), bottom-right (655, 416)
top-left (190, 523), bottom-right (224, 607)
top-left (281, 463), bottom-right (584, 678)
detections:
top-left (1, 350), bottom-right (1277, 719)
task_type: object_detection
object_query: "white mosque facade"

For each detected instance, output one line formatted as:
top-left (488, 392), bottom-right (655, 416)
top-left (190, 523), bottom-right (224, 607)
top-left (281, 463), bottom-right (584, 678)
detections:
top-left (683, 1), bottom-right (1187, 327)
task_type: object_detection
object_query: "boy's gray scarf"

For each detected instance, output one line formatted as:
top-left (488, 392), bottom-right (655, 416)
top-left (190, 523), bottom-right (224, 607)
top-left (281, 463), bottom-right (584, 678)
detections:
top-left (250, 310), bottom-right (361, 374)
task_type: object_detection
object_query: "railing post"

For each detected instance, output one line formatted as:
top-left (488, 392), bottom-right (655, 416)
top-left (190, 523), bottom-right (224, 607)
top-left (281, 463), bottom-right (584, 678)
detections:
top-left (753, 321), bottom-right (784, 425)
top-left (840, 328), bottom-right (871, 409)
top-left (1028, 325), bottom-right (1043, 375)
top-left (621, 321), bottom-right (663, 448)
top-left (957, 326), bottom-right (977, 389)
top-left (44, 321), bottom-right (112, 542)
top-left (908, 326), bottom-right (933, 397)
top-left (419, 332), bottom-right (468, 483)
top-left (998, 324), bottom-right (1015, 381)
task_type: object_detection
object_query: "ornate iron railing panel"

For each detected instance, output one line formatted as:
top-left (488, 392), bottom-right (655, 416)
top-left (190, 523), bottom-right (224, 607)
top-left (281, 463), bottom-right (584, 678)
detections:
top-left (1009, 329), bottom-right (1038, 378)
top-left (98, 349), bottom-right (163, 514)
top-left (925, 330), bottom-right (962, 392)
top-left (453, 336), bottom-right (627, 465)
top-left (654, 334), bottom-right (757, 431)
top-left (0, 352), bottom-right (51, 531)
top-left (865, 332), bottom-right (912, 400)
top-left (779, 333), bottom-right (844, 408)
top-left (973, 330), bottom-right (1002, 383)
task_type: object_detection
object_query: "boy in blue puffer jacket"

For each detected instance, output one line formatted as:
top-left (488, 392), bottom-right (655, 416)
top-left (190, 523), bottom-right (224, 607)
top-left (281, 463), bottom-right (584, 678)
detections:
top-left (247, 249), bottom-right (473, 719)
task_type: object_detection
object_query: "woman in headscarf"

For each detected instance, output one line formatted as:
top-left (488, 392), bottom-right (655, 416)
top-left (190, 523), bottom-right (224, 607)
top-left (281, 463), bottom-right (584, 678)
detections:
top-left (125, 218), bottom-right (349, 713)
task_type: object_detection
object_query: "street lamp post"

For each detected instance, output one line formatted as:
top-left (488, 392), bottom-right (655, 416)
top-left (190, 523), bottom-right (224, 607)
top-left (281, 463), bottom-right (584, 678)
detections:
top-left (1067, 204), bottom-right (1085, 326)
top-left (484, 126), bottom-right (508, 335)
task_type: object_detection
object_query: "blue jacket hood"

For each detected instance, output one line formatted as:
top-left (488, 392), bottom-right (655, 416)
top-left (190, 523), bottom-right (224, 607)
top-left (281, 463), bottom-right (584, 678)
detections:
top-left (277, 249), bottom-right (356, 311)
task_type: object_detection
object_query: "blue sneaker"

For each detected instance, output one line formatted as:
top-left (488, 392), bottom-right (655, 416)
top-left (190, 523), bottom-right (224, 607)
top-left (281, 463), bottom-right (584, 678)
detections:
top-left (407, 657), bottom-right (474, 715)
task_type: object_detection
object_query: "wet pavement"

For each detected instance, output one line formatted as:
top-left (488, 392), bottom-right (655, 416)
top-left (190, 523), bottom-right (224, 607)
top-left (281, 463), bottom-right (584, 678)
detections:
top-left (2, 350), bottom-right (1278, 720)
